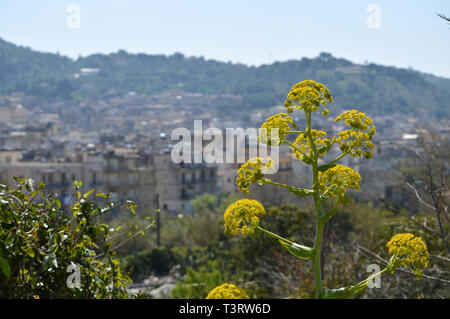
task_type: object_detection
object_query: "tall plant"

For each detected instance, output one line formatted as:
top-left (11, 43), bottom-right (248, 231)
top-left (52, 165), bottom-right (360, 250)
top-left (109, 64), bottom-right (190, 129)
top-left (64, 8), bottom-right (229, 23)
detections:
top-left (219, 80), bottom-right (429, 299)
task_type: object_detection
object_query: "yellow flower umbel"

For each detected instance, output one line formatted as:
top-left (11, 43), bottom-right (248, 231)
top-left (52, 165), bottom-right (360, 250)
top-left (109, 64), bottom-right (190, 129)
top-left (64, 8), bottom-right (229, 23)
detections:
top-left (293, 130), bottom-right (333, 160)
top-left (386, 233), bottom-right (429, 279)
top-left (335, 110), bottom-right (376, 159)
top-left (260, 113), bottom-right (297, 146)
top-left (224, 199), bottom-right (265, 237)
top-left (236, 157), bottom-right (275, 194)
top-left (318, 164), bottom-right (361, 202)
top-left (284, 80), bottom-right (333, 114)
top-left (206, 283), bottom-right (250, 299)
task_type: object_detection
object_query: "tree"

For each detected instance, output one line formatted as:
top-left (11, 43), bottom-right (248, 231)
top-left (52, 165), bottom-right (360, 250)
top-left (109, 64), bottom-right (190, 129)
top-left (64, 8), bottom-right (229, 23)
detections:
top-left (438, 13), bottom-right (450, 23)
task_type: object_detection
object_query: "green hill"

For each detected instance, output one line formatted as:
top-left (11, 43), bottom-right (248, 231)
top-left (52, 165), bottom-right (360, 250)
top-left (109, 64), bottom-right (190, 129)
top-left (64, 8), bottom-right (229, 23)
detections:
top-left (0, 38), bottom-right (448, 117)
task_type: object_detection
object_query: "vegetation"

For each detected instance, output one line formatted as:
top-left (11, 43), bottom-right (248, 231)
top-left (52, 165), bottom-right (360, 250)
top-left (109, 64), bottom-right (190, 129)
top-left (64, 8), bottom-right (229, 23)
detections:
top-left (0, 178), bottom-right (150, 298)
top-left (1, 38), bottom-right (449, 117)
top-left (208, 80), bottom-right (430, 299)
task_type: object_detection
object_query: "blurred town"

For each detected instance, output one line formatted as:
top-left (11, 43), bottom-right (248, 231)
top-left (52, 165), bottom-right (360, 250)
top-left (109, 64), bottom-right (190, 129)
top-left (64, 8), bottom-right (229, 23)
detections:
top-left (1, 88), bottom-right (449, 215)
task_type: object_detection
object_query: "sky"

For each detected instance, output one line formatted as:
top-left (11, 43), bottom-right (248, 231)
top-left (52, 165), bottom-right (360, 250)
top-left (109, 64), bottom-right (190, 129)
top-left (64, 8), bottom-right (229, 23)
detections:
top-left (1, 0), bottom-right (449, 77)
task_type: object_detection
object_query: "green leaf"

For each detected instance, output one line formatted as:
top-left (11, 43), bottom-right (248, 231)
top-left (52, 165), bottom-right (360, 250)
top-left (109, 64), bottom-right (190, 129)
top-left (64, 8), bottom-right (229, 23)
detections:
top-left (319, 283), bottom-right (367, 299)
top-left (0, 253), bottom-right (11, 280)
top-left (43, 253), bottom-right (58, 271)
top-left (84, 189), bottom-right (95, 199)
top-left (288, 187), bottom-right (314, 197)
top-left (21, 246), bottom-right (35, 258)
top-left (279, 240), bottom-right (315, 260)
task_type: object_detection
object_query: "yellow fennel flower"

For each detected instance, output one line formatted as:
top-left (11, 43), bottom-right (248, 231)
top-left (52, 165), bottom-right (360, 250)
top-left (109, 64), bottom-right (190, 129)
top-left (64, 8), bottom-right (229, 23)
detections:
top-left (284, 80), bottom-right (333, 113)
top-left (260, 113), bottom-right (297, 146)
top-left (206, 283), bottom-right (250, 299)
top-left (318, 164), bottom-right (361, 202)
top-left (386, 233), bottom-right (429, 279)
top-left (293, 129), bottom-right (333, 160)
top-left (334, 110), bottom-right (376, 159)
top-left (236, 157), bottom-right (275, 194)
top-left (224, 199), bottom-right (265, 237)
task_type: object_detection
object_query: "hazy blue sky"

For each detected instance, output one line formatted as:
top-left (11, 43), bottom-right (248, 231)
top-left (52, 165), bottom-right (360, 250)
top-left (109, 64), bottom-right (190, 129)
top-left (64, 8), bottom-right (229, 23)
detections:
top-left (1, 0), bottom-right (449, 77)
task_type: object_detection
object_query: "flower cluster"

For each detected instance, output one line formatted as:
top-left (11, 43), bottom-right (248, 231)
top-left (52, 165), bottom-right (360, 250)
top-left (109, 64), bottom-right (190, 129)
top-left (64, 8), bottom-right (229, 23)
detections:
top-left (284, 80), bottom-right (333, 114)
top-left (259, 113), bottom-right (297, 146)
top-left (335, 110), bottom-right (376, 159)
top-left (236, 157), bottom-right (275, 194)
top-left (224, 199), bottom-right (265, 237)
top-left (386, 233), bottom-right (429, 279)
top-left (318, 164), bottom-right (361, 202)
top-left (206, 283), bottom-right (250, 299)
top-left (293, 130), bottom-right (333, 160)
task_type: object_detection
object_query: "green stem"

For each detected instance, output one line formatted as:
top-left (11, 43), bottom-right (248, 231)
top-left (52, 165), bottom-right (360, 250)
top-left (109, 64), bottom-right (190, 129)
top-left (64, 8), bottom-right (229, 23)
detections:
top-left (254, 225), bottom-right (294, 245)
top-left (304, 109), bottom-right (325, 298)
top-left (323, 153), bottom-right (347, 167)
top-left (262, 178), bottom-right (314, 195)
top-left (319, 199), bottom-right (339, 223)
top-left (284, 140), bottom-right (308, 159)
top-left (313, 219), bottom-right (325, 298)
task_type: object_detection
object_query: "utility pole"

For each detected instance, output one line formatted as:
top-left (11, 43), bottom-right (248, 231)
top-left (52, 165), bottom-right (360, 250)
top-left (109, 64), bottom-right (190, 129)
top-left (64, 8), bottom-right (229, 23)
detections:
top-left (154, 194), bottom-right (160, 247)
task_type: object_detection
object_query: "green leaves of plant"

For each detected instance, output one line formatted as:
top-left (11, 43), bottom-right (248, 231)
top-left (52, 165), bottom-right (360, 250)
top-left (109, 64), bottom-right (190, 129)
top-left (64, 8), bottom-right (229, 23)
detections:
top-left (43, 253), bottom-right (58, 271)
top-left (0, 253), bottom-right (11, 280)
top-left (21, 246), bottom-right (35, 258)
top-left (278, 240), bottom-right (315, 260)
top-left (287, 187), bottom-right (314, 197)
top-left (319, 283), bottom-right (367, 299)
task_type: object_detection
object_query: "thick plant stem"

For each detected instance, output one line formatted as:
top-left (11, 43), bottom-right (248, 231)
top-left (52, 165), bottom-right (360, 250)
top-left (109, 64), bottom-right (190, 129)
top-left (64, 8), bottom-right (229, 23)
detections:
top-left (304, 109), bottom-right (325, 298)
top-left (312, 162), bottom-right (325, 298)
top-left (313, 219), bottom-right (325, 298)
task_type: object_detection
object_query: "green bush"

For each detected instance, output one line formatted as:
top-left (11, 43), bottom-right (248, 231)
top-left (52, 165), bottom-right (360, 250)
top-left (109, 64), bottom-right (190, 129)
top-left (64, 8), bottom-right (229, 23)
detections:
top-left (171, 261), bottom-right (224, 299)
top-left (0, 178), bottom-right (135, 298)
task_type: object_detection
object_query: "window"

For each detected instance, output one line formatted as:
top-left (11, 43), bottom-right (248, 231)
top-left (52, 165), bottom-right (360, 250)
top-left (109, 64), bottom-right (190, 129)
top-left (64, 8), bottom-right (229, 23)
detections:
top-left (201, 170), bottom-right (205, 182)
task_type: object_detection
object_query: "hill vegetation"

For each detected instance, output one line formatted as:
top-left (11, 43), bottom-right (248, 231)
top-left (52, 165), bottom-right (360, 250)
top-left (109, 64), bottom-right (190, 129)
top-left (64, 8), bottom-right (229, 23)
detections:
top-left (0, 38), bottom-right (449, 117)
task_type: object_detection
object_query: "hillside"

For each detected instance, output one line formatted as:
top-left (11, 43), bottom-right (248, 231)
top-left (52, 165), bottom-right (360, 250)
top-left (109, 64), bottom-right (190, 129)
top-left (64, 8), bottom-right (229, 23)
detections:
top-left (0, 38), bottom-right (448, 117)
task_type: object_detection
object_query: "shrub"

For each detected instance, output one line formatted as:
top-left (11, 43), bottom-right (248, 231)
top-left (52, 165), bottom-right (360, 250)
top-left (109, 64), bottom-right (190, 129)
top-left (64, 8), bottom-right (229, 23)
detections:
top-left (0, 178), bottom-right (137, 298)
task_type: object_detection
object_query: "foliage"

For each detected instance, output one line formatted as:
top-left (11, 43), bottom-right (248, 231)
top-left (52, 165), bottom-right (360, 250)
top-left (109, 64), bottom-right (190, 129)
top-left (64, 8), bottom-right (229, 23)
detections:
top-left (124, 247), bottom-right (183, 282)
top-left (1, 38), bottom-right (449, 117)
top-left (223, 80), bottom-right (430, 298)
top-left (172, 261), bottom-right (224, 299)
top-left (0, 178), bottom-right (140, 298)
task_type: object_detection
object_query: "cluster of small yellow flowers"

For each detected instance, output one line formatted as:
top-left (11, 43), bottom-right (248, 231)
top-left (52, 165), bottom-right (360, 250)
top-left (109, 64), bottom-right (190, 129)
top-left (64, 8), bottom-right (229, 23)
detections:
top-left (318, 164), bottom-right (361, 202)
top-left (386, 233), bottom-right (429, 280)
top-left (206, 283), bottom-right (250, 299)
top-left (224, 199), bottom-right (265, 237)
top-left (259, 113), bottom-right (297, 146)
top-left (293, 130), bottom-right (333, 160)
top-left (284, 80), bottom-right (333, 114)
top-left (236, 157), bottom-right (275, 194)
top-left (334, 110), bottom-right (376, 159)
